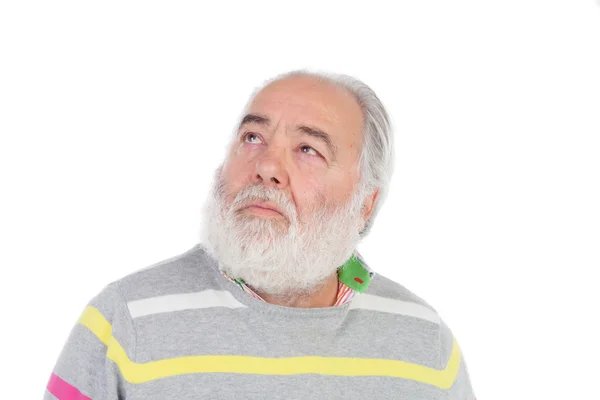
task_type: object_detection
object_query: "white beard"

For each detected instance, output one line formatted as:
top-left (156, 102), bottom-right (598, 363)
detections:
top-left (200, 167), bottom-right (365, 298)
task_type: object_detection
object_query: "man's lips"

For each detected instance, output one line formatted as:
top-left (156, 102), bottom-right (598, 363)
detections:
top-left (240, 201), bottom-right (285, 217)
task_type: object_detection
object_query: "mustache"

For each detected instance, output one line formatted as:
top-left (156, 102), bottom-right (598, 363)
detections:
top-left (229, 183), bottom-right (298, 221)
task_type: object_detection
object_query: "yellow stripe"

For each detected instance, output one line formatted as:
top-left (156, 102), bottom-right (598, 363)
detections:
top-left (78, 305), bottom-right (112, 346)
top-left (78, 306), bottom-right (461, 389)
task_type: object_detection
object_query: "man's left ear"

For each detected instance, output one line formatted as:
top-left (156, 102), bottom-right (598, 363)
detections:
top-left (361, 189), bottom-right (380, 223)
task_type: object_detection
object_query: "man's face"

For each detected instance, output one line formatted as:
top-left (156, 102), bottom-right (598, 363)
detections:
top-left (203, 75), bottom-right (370, 297)
top-left (221, 75), bottom-right (365, 228)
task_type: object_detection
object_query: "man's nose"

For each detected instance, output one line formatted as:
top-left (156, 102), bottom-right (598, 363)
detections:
top-left (253, 147), bottom-right (289, 189)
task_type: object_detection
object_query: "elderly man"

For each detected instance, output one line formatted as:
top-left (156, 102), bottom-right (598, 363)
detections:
top-left (44, 71), bottom-right (476, 399)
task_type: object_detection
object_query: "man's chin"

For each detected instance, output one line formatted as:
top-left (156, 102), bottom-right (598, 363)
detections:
top-left (233, 215), bottom-right (290, 236)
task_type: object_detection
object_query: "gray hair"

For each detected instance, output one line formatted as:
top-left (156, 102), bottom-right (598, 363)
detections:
top-left (241, 69), bottom-right (395, 237)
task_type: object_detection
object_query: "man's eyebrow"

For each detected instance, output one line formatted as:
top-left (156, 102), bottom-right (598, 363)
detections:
top-left (297, 125), bottom-right (338, 160)
top-left (239, 114), bottom-right (270, 130)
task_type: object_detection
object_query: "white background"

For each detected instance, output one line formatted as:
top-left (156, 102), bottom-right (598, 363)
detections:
top-left (1, 1), bottom-right (599, 399)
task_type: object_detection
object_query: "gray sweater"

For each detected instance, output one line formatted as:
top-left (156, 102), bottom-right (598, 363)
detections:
top-left (44, 243), bottom-right (476, 399)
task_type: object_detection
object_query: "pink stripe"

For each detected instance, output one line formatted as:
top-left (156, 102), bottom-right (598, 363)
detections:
top-left (46, 373), bottom-right (92, 400)
top-left (340, 292), bottom-right (352, 305)
top-left (334, 282), bottom-right (354, 306)
top-left (334, 282), bottom-right (345, 306)
top-left (343, 286), bottom-right (356, 303)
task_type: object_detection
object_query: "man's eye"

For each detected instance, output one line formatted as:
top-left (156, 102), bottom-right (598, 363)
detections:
top-left (243, 133), bottom-right (262, 143)
top-left (300, 145), bottom-right (319, 156)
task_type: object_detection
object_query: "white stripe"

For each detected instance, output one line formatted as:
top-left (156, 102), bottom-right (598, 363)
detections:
top-left (348, 294), bottom-right (440, 324)
top-left (127, 289), bottom-right (247, 319)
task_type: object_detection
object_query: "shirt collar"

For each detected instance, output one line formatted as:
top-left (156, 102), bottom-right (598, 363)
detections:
top-left (337, 250), bottom-right (374, 293)
top-left (222, 250), bottom-right (374, 299)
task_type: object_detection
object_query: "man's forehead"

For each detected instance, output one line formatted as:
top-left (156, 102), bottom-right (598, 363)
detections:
top-left (246, 77), bottom-right (363, 132)
top-left (247, 97), bottom-right (340, 126)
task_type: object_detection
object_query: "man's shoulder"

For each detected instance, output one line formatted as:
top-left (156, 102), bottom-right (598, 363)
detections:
top-left (364, 272), bottom-right (468, 365)
top-left (109, 243), bottom-right (222, 304)
top-left (363, 273), bottom-right (465, 370)
top-left (367, 272), bottom-right (437, 312)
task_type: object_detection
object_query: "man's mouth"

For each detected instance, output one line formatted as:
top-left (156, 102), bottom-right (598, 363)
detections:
top-left (239, 201), bottom-right (285, 218)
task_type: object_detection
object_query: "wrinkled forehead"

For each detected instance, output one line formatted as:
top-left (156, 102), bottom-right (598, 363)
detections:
top-left (246, 76), bottom-right (364, 140)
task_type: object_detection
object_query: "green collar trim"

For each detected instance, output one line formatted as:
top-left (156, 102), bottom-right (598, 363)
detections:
top-left (337, 254), bottom-right (371, 293)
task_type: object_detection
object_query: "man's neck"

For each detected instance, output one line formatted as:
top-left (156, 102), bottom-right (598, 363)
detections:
top-left (255, 272), bottom-right (339, 308)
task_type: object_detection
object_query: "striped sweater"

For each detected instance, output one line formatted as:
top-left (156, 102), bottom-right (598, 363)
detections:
top-left (44, 243), bottom-right (476, 399)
